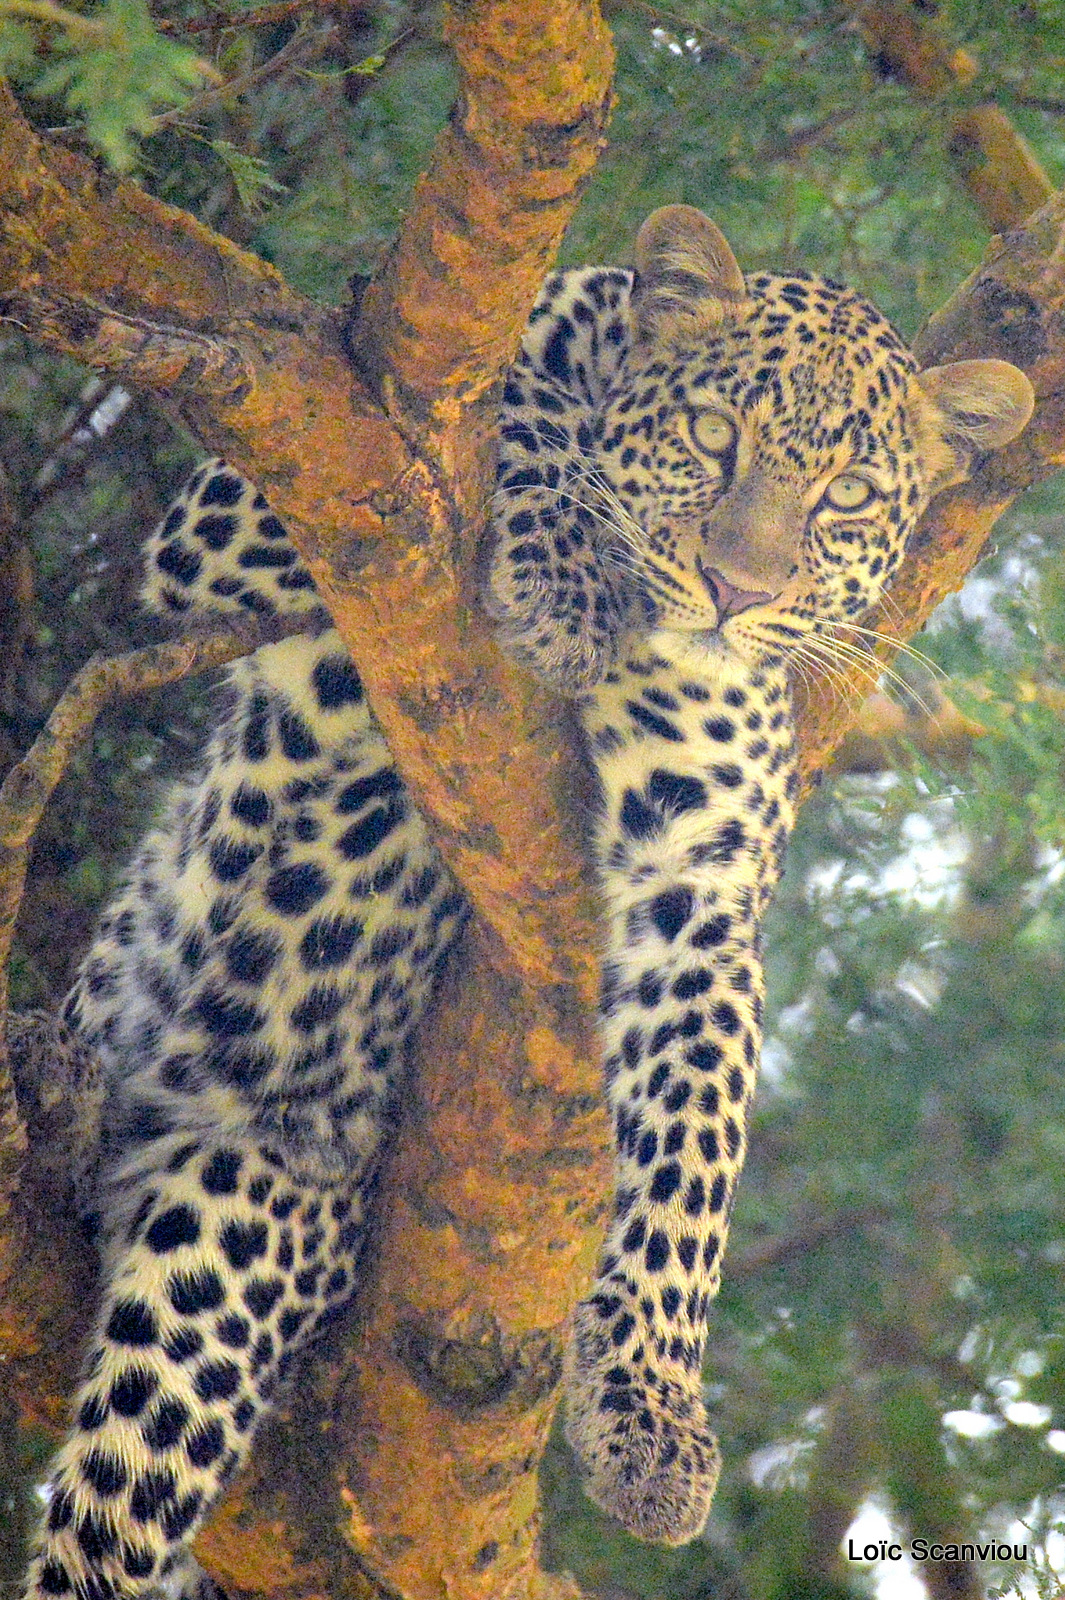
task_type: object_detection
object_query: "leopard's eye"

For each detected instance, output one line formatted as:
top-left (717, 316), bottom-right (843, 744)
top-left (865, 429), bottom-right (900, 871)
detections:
top-left (688, 411), bottom-right (736, 456)
top-left (823, 473), bottom-right (877, 511)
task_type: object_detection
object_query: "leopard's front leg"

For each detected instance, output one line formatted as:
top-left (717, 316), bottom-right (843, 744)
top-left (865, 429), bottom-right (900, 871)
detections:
top-left (563, 640), bottom-right (797, 1544)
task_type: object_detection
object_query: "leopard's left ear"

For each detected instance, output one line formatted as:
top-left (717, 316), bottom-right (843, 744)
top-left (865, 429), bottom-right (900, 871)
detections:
top-left (918, 358), bottom-right (1035, 485)
top-left (631, 205), bottom-right (751, 346)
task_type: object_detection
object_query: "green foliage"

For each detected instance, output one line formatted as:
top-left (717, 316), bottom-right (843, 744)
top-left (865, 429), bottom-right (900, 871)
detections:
top-left (7, 0), bottom-right (1062, 311)
top-left (563, 0), bottom-right (1064, 331)
top-left (249, 41), bottom-right (455, 296)
top-left (200, 137), bottom-right (285, 213)
top-left (1, 0), bottom-right (210, 171)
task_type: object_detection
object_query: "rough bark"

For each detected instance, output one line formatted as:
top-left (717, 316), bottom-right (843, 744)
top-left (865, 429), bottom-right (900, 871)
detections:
top-left (0, 13), bottom-right (1063, 1600)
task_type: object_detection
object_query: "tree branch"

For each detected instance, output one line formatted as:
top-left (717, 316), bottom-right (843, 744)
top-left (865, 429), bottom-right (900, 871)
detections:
top-left (0, 55), bottom-right (601, 997)
top-left (0, 6), bottom-right (614, 1594)
top-left (0, 617), bottom-right (313, 1028)
top-left (727, 1206), bottom-right (893, 1279)
top-left (349, 0), bottom-right (614, 424)
top-left (844, 0), bottom-right (1053, 231)
top-left (148, 20), bottom-right (335, 129)
top-left (0, 79), bottom-right (303, 338)
top-left (0, 290), bottom-right (251, 397)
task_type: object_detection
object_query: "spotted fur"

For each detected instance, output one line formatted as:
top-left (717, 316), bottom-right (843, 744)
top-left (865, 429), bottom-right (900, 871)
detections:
top-left (21, 464), bottom-right (466, 1600)
top-left (21, 206), bottom-right (1033, 1597)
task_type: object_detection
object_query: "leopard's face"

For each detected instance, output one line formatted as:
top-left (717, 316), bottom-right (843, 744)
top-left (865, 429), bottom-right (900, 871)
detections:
top-left (582, 209), bottom-right (1034, 673)
top-left (595, 276), bottom-right (924, 661)
top-left (486, 205), bottom-right (1030, 695)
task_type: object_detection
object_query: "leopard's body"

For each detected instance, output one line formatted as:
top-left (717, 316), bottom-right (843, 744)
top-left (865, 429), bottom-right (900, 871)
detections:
top-left (22, 466), bottom-right (467, 1600)
top-left (22, 206), bottom-right (1032, 1595)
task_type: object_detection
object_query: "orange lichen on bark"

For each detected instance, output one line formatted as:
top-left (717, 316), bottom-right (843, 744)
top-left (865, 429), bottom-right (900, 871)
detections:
top-left (0, 6), bottom-right (612, 1595)
top-left (1, 61), bottom-right (604, 991)
top-left (350, 0), bottom-right (614, 417)
top-left (194, 1489), bottom-right (337, 1600)
top-left (325, 921), bottom-right (607, 1599)
top-left (0, 81), bottom-right (299, 332)
top-left (193, 919), bottom-right (606, 1600)
top-left (337, 1375), bottom-right (551, 1598)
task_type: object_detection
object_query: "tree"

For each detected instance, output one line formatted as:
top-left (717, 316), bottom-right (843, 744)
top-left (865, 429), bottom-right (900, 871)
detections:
top-left (1, 3), bottom-right (1064, 1597)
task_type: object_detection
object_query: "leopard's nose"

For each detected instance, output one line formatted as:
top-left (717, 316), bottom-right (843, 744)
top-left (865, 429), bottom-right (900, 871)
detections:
top-left (696, 557), bottom-right (775, 619)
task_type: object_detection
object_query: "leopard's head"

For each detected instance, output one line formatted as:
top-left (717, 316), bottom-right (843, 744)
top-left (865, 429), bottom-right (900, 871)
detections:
top-left (593, 205), bottom-right (1033, 666)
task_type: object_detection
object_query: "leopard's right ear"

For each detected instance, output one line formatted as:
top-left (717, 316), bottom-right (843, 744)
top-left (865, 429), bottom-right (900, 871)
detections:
top-left (631, 206), bottom-right (750, 347)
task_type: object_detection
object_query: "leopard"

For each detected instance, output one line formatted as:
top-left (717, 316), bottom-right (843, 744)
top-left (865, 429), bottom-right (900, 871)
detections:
top-left (19, 203), bottom-right (1032, 1599)
top-left (485, 205), bottom-right (1031, 1544)
top-left (19, 467), bottom-right (469, 1600)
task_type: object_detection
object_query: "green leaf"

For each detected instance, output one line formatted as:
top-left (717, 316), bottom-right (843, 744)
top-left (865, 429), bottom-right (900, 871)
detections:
top-left (25, 0), bottom-right (211, 172)
top-left (206, 139), bottom-right (287, 213)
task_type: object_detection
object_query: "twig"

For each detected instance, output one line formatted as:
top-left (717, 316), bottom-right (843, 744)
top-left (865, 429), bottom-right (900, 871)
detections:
top-left (148, 21), bottom-right (333, 130)
top-left (766, 104), bottom-right (868, 160)
top-left (0, 463), bottom-right (33, 722)
top-left (1011, 93), bottom-right (1065, 115)
top-left (840, 0), bottom-right (1053, 231)
top-left (157, 0), bottom-right (337, 34)
top-left (728, 1205), bottom-right (892, 1278)
top-left (0, 292), bottom-right (251, 396)
top-left (616, 0), bottom-right (756, 64)
top-left (0, 614), bottom-right (314, 1011)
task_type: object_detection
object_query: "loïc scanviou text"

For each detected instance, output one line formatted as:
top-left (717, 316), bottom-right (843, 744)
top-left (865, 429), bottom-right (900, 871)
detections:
top-left (846, 1538), bottom-right (1028, 1563)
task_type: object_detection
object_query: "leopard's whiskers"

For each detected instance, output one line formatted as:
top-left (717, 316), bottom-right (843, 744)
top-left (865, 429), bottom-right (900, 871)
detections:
top-left (830, 618), bottom-right (944, 683)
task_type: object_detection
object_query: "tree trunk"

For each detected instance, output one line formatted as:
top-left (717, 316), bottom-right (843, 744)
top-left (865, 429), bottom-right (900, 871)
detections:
top-left (1, 10), bottom-right (1064, 1596)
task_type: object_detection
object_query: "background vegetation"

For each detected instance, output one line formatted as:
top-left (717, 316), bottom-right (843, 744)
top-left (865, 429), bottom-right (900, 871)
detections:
top-left (3, 2), bottom-right (1065, 1597)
